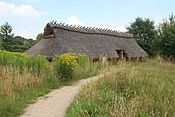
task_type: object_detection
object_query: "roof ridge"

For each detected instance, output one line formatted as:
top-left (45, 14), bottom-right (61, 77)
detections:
top-left (48, 21), bottom-right (133, 38)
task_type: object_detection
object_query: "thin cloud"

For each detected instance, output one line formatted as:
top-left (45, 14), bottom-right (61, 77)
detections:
top-left (66, 15), bottom-right (127, 32)
top-left (20, 0), bottom-right (39, 4)
top-left (15, 30), bottom-right (31, 38)
top-left (0, 1), bottom-right (47, 18)
top-left (12, 5), bottom-right (39, 17)
top-left (0, 1), bottom-right (15, 16)
top-left (66, 15), bottom-right (88, 26)
top-left (97, 25), bottom-right (127, 32)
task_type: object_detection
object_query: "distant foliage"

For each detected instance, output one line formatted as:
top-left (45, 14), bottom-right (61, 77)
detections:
top-left (127, 17), bottom-right (157, 56)
top-left (35, 33), bottom-right (43, 43)
top-left (0, 22), bottom-right (14, 40)
top-left (158, 14), bottom-right (175, 58)
top-left (53, 53), bottom-right (78, 81)
top-left (128, 14), bottom-right (175, 58)
top-left (0, 22), bottom-right (35, 52)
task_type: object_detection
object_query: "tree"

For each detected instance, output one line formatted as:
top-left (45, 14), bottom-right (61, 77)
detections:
top-left (0, 22), bottom-right (14, 50)
top-left (158, 14), bottom-right (175, 58)
top-left (36, 33), bottom-right (43, 42)
top-left (0, 22), bottom-right (14, 40)
top-left (0, 22), bottom-right (35, 52)
top-left (127, 17), bottom-right (158, 56)
top-left (0, 39), bottom-right (3, 49)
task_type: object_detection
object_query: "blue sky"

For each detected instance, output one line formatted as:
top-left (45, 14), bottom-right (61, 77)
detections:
top-left (0, 0), bottom-right (175, 39)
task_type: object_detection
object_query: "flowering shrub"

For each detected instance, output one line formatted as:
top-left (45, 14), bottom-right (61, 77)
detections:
top-left (54, 53), bottom-right (78, 80)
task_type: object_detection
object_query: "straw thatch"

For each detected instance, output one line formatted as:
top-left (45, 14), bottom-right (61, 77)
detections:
top-left (26, 22), bottom-right (147, 59)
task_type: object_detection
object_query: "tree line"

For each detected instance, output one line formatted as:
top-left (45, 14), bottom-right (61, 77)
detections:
top-left (127, 14), bottom-right (175, 58)
top-left (0, 22), bottom-right (43, 52)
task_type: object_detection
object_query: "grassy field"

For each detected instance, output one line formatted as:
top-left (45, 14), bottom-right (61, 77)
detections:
top-left (0, 51), bottom-right (103, 117)
top-left (66, 59), bottom-right (175, 117)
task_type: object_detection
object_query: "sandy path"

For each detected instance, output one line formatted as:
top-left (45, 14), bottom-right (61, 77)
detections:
top-left (20, 74), bottom-right (103, 117)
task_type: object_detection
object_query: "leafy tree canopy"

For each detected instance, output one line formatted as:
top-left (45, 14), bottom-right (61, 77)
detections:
top-left (158, 14), bottom-right (175, 58)
top-left (0, 22), bottom-right (35, 52)
top-left (0, 22), bottom-right (14, 40)
top-left (127, 17), bottom-right (158, 56)
top-left (36, 33), bottom-right (43, 42)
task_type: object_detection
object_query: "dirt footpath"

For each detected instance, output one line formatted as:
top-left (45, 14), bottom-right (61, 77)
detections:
top-left (20, 75), bottom-right (103, 117)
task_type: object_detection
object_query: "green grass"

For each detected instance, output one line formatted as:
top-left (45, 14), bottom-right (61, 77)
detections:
top-left (66, 60), bottom-right (175, 117)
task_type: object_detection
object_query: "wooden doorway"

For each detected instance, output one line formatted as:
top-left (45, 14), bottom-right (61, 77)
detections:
top-left (116, 49), bottom-right (125, 60)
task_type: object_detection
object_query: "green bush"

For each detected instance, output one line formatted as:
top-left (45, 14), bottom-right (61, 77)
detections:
top-left (53, 53), bottom-right (78, 81)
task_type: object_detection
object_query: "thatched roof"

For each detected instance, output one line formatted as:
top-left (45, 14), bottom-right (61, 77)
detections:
top-left (26, 22), bottom-right (147, 59)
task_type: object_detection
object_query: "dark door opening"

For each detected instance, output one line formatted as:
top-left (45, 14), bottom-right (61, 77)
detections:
top-left (116, 49), bottom-right (126, 60)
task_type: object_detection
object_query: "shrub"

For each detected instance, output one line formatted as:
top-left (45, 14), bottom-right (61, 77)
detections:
top-left (53, 53), bottom-right (78, 81)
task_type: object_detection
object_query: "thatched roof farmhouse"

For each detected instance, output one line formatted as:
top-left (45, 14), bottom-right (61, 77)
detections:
top-left (26, 22), bottom-right (147, 60)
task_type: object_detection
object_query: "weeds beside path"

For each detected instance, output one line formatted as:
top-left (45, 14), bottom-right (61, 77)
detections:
top-left (20, 74), bottom-right (104, 117)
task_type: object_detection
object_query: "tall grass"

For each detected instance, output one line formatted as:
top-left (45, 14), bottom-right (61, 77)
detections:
top-left (66, 60), bottom-right (175, 117)
top-left (0, 51), bottom-right (105, 117)
top-left (0, 51), bottom-right (60, 117)
top-left (53, 53), bottom-right (106, 82)
top-left (0, 50), bottom-right (47, 72)
top-left (72, 59), bottom-right (103, 81)
top-left (0, 64), bottom-right (61, 117)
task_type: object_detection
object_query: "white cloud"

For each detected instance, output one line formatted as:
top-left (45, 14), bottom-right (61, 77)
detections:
top-left (0, 1), bottom-right (47, 18)
top-left (66, 15), bottom-right (87, 26)
top-left (15, 30), bottom-right (32, 39)
top-left (66, 15), bottom-right (127, 32)
top-left (21, 0), bottom-right (38, 4)
top-left (0, 1), bottom-right (15, 16)
top-left (114, 26), bottom-right (127, 32)
top-left (97, 25), bottom-right (127, 32)
top-left (15, 30), bottom-right (42, 39)
top-left (12, 5), bottom-right (39, 17)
